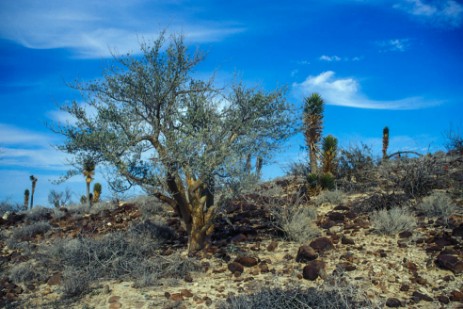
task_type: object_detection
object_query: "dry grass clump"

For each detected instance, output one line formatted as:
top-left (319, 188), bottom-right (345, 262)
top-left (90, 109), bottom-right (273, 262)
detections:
top-left (353, 193), bottom-right (409, 214)
top-left (24, 206), bottom-right (53, 222)
top-left (280, 207), bottom-right (320, 243)
top-left (218, 281), bottom-right (373, 309)
top-left (8, 261), bottom-right (47, 284)
top-left (11, 221), bottom-right (51, 242)
top-left (417, 191), bottom-right (456, 219)
top-left (45, 222), bottom-right (198, 298)
top-left (315, 190), bottom-right (346, 206)
top-left (370, 207), bottom-right (416, 235)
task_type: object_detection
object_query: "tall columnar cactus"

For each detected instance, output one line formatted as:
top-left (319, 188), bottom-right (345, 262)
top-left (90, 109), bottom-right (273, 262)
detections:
top-left (83, 158), bottom-right (95, 209)
top-left (382, 126), bottom-right (389, 161)
top-left (303, 93), bottom-right (324, 174)
top-left (24, 189), bottom-right (30, 211)
top-left (321, 135), bottom-right (338, 175)
top-left (93, 183), bottom-right (102, 203)
top-left (29, 175), bottom-right (38, 210)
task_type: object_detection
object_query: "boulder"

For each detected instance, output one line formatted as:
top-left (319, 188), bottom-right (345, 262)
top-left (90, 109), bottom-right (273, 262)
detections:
top-left (310, 237), bottom-right (334, 253)
top-left (295, 245), bottom-right (318, 263)
top-left (302, 260), bottom-right (326, 281)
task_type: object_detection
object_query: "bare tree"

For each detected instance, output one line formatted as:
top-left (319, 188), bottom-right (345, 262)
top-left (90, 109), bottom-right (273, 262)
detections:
top-left (52, 33), bottom-right (295, 254)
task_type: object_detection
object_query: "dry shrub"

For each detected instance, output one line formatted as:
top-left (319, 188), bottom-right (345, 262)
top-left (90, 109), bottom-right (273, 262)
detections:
top-left (417, 191), bottom-right (456, 219)
top-left (353, 193), bottom-right (409, 214)
top-left (11, 221), bottom-right (51, 242)
top-left (8, 261), bottom-right (47, 284)
top-left (370, 207), bottom-right (416, 235)
top-left (315, 190), bottom-right (346, 206)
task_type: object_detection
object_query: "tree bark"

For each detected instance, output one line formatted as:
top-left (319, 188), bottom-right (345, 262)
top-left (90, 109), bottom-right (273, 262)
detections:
top-left (309, 144), bottom-right (318, 174)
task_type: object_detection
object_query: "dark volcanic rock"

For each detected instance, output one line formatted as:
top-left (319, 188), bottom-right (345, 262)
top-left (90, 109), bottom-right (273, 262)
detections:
top-left (437, 295), bottom-right (450, 304)
top-left (450, 290), bottom-right (463, 302)
top-left (267, 241), bottom-right (278, 252)
top-left (234, 256), bottom-right (258, 267)
top-left (386, 298), bottom-right (402, 307)
top-left (453, 224), bottom-right (463, 238)
top-left (302, 260), bottom-right (326, 281)
top-left (412, 291), bottom-right (433, 302)
top-left (228, 262), bottom-right (244, 274)
top-left (399, 231), bottom-right (413, 238)
top-left (309, 237), bottom-right (334, 253)
top-left (295, 245), bottom-right (318, 263)
top-left (341, 236), bottom-right (355, 245)
top-left (327, 212), bottom-right (345, 222)
top-left (435, 253), bottom-right (463, 274)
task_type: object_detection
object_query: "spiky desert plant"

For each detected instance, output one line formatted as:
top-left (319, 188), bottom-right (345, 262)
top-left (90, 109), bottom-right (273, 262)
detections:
top-left (93, 183), bottom-right (102, 203)
top-left (83, 157), bottom-right (95, 209)
top-left (321, 135), bottom-right (338, 175)
top-left (24, 189), bottom-right (30, 211)
top-left (29, 175), bottom-right (38, 210)
top-left (382, 126), bottom-right (389, 161)
top-left (303, 93), bottom-right (324, 174)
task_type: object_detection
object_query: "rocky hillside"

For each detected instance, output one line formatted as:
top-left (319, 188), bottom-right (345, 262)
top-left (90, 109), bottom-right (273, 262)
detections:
top-left (1, 153), bottom-right (463, 308)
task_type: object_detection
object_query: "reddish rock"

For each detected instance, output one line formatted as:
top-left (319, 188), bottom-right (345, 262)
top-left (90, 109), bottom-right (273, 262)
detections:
top-left (302, 260), bottom-right (326, 281)
top-left (435, 254), bottom-right (463, 274)
top-left (47, 273), bottom-right (61, 286)
top-left (234, 256), bottom-right (258, 267)
top-left (386, 298), bottom-right (402, 307)
top-left (310, 237), bottom-right (334, 253)
top-left (399, 231), bottom-right (413, 238)
top-left (295, 245), bottom-right (318, 263)
top-left (450, 290), bottom-right (463, 302)
top-left (267, 241), bottom-right (278, 252)
top-left (184, 274), bottom-right (193, 282)
top-left (338, 262), bottom-right (356, 271)
top-left (259, 263), bottom-right (269, 273)
top-left (231, 233), bottom-right (247, 243)
top-left (181, 289), bottom-right (193, 298)
top-left (108, 296), bottom-right (121, 303)
top-left (228, 262), bottom-right (244, 274)
top-left (341, 236), bottom-right (355, 245)
top-left (328, 212), bottom-right (345, 222)
top-left (170, 293), bottom-right (184, 301)
top-left (453, 224), bottom-right (463, 238)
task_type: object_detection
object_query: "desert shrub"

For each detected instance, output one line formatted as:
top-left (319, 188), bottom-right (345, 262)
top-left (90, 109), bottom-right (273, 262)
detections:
top-left (25, 206), bottom-right (53, 222)
top-left (11, 221), bottom-right (51, 241)
top-left (315, 190), bottom-right (346, 206)
top-left (352, 193), bottom-right (409, 214)
top-left (445, 128), bottom-right (463, 154)
top-left (129, 219), bottom-right (177, 242)
top-left (380, 156), bottom-right (445, 198)
top-left (0, 200), bottom-right (22, 216)
top-left (281, 207), bottom-right (320, 243)
top-left (46, 227), bottom-right (198, 298)
top-left (370, 207), bottom-right (416, 235)
top-left (417, 191), bottom-right (456, 219)
top-left (218, 285), bottom-right (371, 309)
top-left (8, 261), bottom-right (47, 284)
top-left (130, 195), bottom-right (165, 219)
top-left (337, 144), bottom-right (375, 188)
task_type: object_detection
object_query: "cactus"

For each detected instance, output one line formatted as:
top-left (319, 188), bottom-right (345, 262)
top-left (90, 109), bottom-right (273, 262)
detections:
top-left (303, 93), bottom-right (324, 174)
top-left (382, 126), bottom-right (389, 161)
top-left (319, 173), bottom-right (336, 190)
top-left (322, 135), bottom-right (338, 175)
top-left (24, 189), bottom-right (30, 211)
top-left (29, 175), bottom-right (38, 210)
top-left (93, 183), bottom-right (102, 203)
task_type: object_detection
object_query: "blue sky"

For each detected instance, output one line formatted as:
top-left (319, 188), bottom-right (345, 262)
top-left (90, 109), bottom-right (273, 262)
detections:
top-left (1, 0), bottom-right (462, 206)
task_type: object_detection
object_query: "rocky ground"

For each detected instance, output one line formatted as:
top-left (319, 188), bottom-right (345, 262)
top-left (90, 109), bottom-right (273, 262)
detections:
top-left (1, 155), bottom-right (463, 308)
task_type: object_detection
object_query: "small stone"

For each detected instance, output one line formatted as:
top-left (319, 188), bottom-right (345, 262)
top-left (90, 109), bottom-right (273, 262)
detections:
top-left (108, 296), bottom-right (121, 303)
top-left (437, 295), bottom-right (450, 304)
top-left (170, 293), bottom-right (184, 301)
top-left (400, 284), bottom-right (410, 292)
top-left (184, 274), bottom-right (193, 282)
top-left (450, 290), bottom-right (463, 302)
top-left (228, 262), bottom-right (244, 274)
top-left (204, 296), bottom-right (213, 306)
top-left (399, 231), bottom-right (413, 238)
top-left (181, 289), bottom-right (193, 298)
top-left (259, 263), bottom-right (269, 273)
top-left (295, 245), bottom-right (318, 263)
top-left (386, 298), bottom-right (402, 307)
top-left (309, 237), bottom-right (334, 253)
top-left (47, 273), bottom-right (61, 286)
top-left (302, 260), bottom-right (326, 281)
top-left (267, 241), bottom-right (278, 252)
top-left (412, 291), bottom-right (433, 302)
top-left (341, 236), bottom-right (355, 245)
top-left (234, 256), bottom-right (258, 267)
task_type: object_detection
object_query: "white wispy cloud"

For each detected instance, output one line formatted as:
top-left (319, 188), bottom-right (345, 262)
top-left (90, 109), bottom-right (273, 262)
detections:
top-left (377, 38), bottom-right (411, 52)
top-left (319, 55), bottom-right (362, 62)
top-left (0, 0), bottom-right (245, 58)
top-left (292, 71), bottom-right (440, 110)
top-left (394, 0), bottom-right (463, 27)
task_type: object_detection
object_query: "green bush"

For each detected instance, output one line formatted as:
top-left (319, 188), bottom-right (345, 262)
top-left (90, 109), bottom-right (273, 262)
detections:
top-left (319, 173), bottom-right (336, 190)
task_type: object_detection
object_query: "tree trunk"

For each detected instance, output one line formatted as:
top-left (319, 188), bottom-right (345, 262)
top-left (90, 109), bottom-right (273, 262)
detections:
top-left (86, 181), bottom-right (92, 209)
top-left (309, 144), bottom-right (318, 174)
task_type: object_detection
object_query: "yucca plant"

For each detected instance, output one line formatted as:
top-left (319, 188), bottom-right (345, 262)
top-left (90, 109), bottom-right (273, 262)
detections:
top-left (29, 175), bottom-right (38, 210)
top-left (24, 189), bottom-right (30, 211)
top-left (382, 126), bottom-right (389, 161)
top-left (83, 157), bottom-right (95, 209)
top-left (303, 93), bottom-right (324, 174)
top-left (321, 135), bottom-right (338, 175)
top-left (93, 183), bottom-right (102, 203)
